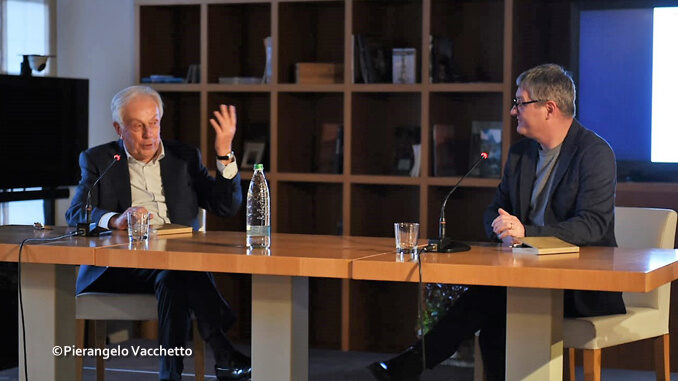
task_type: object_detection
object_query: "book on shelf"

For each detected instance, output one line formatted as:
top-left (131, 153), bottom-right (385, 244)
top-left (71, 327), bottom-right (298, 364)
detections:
top-left (410, 143), bottom-right (421, 177)
top-left (512, 236), bottom-right (580, 255)
top-left (141, 75), bottom-right (185, 83)
top-left (153, 224), bottom-right (193, 236)
top-left (295, 63), bottom-right (343, 84)
top-left (432, 124), bottom-right (458, 177)
top-left (218, 76), bottom-right (261, 85)
top-left (391, 125), bottom-right (420, 175)
top-left (355, 35), bottom-right (391, 83)
top-left (185, 64), bottom-right (200, 83)
top-left (263, 36), bottom-right (272, 84)
top-left (469, 121), bottom-right (502, 178)
top-left (315, 123), bottom-right (343, 174)
top-left (392, 48), bottom-right (416, 84)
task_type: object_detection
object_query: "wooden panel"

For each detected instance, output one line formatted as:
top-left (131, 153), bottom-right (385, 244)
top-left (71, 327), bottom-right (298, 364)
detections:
top-left (159, 92), bottom-right (201, 149)
top-left (277, 182), bottom-right (343, 235)
top-left (351, 93), bottom-right (421, 175)
top-left (207, 3), bottom-right (270, 83)
top-left (277, 93), bottom-right (343, 173)
top-left (351, 184), bottom-right (420, 237)
top-left (278, 2), bottom-right (345, 83)
top-left (430, 0), bottom-right (504, 82)
top-left (139, 5), bottom-right (200, 79)
top-left (349, 280), bottom-right (418, 352)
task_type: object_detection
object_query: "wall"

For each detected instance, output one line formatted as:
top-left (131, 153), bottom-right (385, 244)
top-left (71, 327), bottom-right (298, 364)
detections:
top-left (54, 0), bottom-right (135, 225)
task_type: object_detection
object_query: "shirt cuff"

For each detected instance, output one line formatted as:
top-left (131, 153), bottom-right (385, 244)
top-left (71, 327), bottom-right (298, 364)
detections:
top-left (216, 158), bottom-right (238, 180)
top-left (99, 212), bottom-right (117, 229)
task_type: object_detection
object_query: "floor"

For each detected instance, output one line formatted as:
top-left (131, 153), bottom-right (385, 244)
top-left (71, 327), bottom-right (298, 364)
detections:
top-left (0, 338), bottom-right (674, 380)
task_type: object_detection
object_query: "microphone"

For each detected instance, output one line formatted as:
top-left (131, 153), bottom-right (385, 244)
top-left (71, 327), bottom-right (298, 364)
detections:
top-left (76, 154), bottom-right (121, 236)
top-left (433, 152), bottom-right (488, 253)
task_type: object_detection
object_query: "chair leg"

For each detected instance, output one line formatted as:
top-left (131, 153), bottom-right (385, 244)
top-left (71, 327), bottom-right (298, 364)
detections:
top-left (76, 319), bottom-right (85, 381)
top-left (193, 320), bottom-right (205, 381)
top-left (582, 348), bottom-right (601, 381)
top-left (568, 347), bottom-right (576, 381)
top-left (93, 320), bottom-right (106, 381)
top-left (654, 334), bottom-right (670, 381)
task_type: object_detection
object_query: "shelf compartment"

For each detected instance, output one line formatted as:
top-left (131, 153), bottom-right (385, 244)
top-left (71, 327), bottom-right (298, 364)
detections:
top-left (208, 3), bottom-right (271, 84)
top-left (353, 0), bottom-right (422, 84)
top-left (278, 92), bottom-right (344, 174)
top-left (351, 92), bottom-right (421, 176)
top-left (427, 185), bottom-right (497, 242)
top-left (429, 92), bottom-right (503, 178)
top-left (205, 179), bottom-right (250, 233)
top-left (277, 181), bottom-right (343, 235)
top-left (279, 1), bottom-right (345, 84)
top-left (430, 0), bottom-right (504, 83)
top-left (351, 184), bottom-right (419, 237)
top-left (159, 92), bottom-right (201, 151)
top-left (139, 5), bottom-right (200, 81)
top-left (207, 92), bottom-right (271, 171)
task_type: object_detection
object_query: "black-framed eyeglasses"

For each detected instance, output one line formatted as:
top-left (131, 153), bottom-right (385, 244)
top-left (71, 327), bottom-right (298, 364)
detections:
top-left (511, 98), bottom-right (545, 109)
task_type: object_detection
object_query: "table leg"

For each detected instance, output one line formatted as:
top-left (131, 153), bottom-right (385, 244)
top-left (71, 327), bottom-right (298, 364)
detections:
top-left (505, 287), bottom-right (563, 381)
top-left (251, 275), bottom-right (309, 381)
top-left (18, 263), bottom-right (75, 381)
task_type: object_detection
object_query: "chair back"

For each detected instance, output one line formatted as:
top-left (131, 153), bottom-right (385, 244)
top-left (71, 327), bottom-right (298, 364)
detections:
top-left (615, 207), bottom-right (677, 311)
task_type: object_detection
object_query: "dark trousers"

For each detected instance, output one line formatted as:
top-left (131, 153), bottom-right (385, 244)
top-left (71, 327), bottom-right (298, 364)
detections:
top-left (80, 268), bottom-right (236, 381)
top-left (421, 286), bottom-right (506, 381)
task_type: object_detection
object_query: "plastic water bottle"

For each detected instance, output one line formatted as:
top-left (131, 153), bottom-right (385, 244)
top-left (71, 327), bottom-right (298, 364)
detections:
top-left (246, 164), bottom-right (270, 248)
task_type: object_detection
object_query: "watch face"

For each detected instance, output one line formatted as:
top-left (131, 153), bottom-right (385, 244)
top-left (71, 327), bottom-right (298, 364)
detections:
top-left (223, 160), bottom-right (238, 179)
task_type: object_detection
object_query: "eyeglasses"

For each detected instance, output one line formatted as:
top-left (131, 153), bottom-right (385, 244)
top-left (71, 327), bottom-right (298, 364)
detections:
top-left (511, 98), bottom-right (545, 109)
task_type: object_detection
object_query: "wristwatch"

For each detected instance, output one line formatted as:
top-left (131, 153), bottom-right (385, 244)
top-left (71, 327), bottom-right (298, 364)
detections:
top-left (216, 151), bottom-right (235, 161)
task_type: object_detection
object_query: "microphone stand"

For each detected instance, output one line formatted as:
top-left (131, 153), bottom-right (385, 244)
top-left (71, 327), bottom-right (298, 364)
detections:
top-left (432, 153), bottom-right (488, 253)
top-left (76, 155), bottom-right (120, 236)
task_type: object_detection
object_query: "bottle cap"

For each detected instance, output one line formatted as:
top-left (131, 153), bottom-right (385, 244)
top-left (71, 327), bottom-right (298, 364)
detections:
top-left (253, 163), bottom-right (264, 170)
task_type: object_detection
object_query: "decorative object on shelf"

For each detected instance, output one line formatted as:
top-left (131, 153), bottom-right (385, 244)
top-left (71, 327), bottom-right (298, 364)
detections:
top-left (392, 48), bottom-right (416, 84)
top-left (141, 75), bottom-right (184, 83)
top-left (218, 77), bottom-right (262, 85)
top-left (262, 36), bottom-right (272, 84)
top-left (410, 143), bottom-right (421, 177)
top-left (185, 64), bottom-right (200, 83)
top-left (430, 35), bottom-right (461, 83)
top-left (295, 63), bottom-right (343, 84)
top-left (314, 123), bottom-right (343, 174)
top-left (432, 124), bottom-right (458, 176)
top-left (355, 35), bottom-right (391, 83)
top-left (391, 125), bottom-right (421, 175)
top-left (242, 141), bottom-right (266, 170)
top-left (469, 121), bottom-right (502, 178)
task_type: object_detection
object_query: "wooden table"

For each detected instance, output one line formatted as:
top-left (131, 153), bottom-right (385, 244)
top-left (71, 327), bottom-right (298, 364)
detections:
top-left (352, 243), bottom-right (678, 381)
top-left (0, 227), bottom-right (394, 381)
top-left (4, 226), bottom-right (678, 381)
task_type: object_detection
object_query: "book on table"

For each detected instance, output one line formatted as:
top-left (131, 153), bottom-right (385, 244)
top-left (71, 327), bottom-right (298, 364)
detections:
top-left (153, 224), bottom-right (193, 236)
top-left (511, 236), bottom-right (580, 255)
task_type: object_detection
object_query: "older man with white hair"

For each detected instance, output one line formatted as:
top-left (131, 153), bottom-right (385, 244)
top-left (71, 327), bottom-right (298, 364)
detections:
top-left (66, 86), bottom-right (249, 381)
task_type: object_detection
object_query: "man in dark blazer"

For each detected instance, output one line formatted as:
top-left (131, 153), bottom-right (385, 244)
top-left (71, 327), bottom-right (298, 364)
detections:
top-left (369, 64), bottom-right (625, 381)
top-left (66, 86), bottom-right (249, 381)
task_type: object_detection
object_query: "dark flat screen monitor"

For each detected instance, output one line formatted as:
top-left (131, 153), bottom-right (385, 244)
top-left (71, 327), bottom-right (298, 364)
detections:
top-left (0, 74), bottom-right (88, 189)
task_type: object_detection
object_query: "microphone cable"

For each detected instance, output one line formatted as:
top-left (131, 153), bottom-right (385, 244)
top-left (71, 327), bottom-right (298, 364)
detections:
top-left (416, 244), bottom-right (436, 372)
top-left (17, 230), bottom-right (81, 381)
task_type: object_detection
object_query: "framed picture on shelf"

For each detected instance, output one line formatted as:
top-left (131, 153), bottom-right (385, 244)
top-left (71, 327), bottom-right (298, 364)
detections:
top-left (241, 141), bottom-right (266, 169)
top-left (469, 121), bottom-right (502, 178)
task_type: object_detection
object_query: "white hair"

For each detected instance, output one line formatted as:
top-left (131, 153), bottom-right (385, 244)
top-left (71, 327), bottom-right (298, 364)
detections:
top-left (111, 85), bottom-right (164, 124)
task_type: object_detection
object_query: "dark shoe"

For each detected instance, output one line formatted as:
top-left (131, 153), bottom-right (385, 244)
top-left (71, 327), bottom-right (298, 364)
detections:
top-left (215, 350), bottom-right (251, 380)
top-left (367, 345), bottom-right (423, 381)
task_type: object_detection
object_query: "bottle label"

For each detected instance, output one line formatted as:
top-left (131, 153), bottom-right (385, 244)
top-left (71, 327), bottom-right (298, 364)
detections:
top-left (247, 225), bottom-right (270, 236)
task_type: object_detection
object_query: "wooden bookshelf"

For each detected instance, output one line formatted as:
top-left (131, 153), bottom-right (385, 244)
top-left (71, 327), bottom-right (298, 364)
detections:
top-left (136, 0), bottom-right (513, 352)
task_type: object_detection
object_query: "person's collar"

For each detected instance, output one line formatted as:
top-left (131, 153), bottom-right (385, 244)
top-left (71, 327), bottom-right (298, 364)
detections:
top-left (121, 139), bottom-right (165, 164)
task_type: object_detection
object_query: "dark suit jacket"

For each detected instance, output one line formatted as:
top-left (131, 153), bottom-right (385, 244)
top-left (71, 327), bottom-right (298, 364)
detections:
top-left (66, 139), bottom-right (242, 294)
top-left (483, 120), bottom-right (626, 317)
